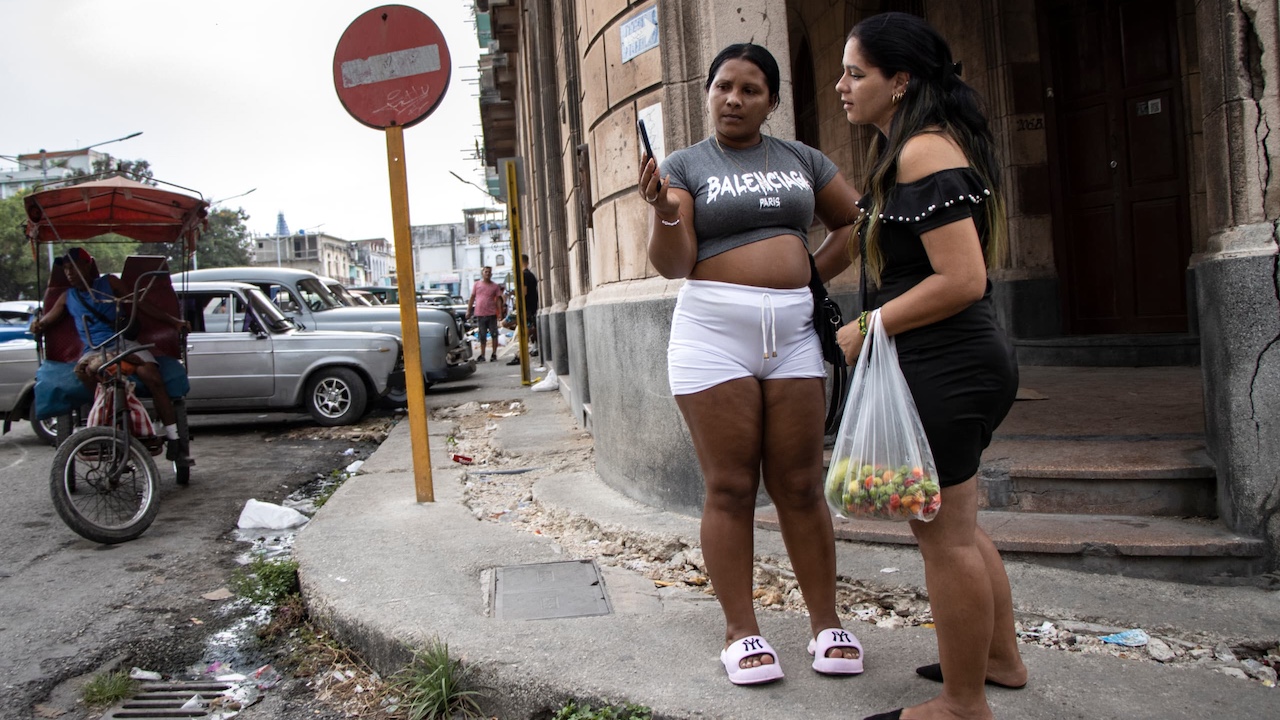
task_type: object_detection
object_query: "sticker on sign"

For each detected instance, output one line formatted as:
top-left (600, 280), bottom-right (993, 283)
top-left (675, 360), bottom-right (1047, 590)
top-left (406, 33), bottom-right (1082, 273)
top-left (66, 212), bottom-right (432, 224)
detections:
top-left (341, 44), bottom-right (442, 88)
top-left (333, 5), bottom-right (452, 129)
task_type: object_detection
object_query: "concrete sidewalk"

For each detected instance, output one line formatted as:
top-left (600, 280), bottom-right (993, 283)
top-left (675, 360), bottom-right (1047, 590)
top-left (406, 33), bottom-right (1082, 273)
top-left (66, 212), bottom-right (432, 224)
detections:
top-left (295, 360), bottom-right (1280, 719)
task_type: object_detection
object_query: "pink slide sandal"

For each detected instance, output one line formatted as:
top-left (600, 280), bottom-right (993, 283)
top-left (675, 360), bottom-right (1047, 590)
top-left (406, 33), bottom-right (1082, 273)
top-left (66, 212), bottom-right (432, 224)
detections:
top-left (807, 627), bottom-right (864, 675)
top-left (720, 635), bottom-right (785, 685)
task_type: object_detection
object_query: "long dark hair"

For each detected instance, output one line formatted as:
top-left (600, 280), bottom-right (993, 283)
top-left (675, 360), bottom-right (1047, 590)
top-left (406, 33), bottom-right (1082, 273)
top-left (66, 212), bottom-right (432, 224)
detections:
top-left (848, 12), bottom-right (1006, 284)
top-left (706, 43), bottom-right (781, 110)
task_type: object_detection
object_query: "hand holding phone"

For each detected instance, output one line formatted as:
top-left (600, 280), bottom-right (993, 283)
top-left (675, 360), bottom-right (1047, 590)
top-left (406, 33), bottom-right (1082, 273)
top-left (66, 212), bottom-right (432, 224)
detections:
top-left (638, 119), bottom-right (656, 161)
top-left (638, 119), bottom-right (663, 202)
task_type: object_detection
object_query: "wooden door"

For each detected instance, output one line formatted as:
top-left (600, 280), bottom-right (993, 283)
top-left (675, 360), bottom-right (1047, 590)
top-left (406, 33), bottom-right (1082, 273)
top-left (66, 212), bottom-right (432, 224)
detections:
top-left (1042, 0), bottom-right (1192, 334)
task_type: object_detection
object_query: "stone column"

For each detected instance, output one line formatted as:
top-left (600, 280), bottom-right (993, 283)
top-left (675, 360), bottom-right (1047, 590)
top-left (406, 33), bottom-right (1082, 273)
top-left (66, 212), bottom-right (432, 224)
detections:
top-left (1194, 0), bottom-right (1280, 567)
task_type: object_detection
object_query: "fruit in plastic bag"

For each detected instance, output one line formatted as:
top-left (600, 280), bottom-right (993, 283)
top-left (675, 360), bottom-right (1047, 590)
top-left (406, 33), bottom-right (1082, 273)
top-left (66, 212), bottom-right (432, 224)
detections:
top-left (823, 309), bottom-right (941, 522)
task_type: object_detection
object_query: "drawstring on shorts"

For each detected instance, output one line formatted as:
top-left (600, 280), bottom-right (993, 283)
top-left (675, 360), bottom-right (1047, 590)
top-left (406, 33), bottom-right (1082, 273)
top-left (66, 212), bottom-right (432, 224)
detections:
top-left (760, 293), bottom-right (777, 360)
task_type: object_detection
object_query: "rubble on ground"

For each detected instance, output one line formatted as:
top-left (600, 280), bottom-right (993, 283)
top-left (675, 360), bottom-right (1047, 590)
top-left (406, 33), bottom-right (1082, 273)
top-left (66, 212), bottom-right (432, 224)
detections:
top-left (438, 401), bottom-right (1279, 688)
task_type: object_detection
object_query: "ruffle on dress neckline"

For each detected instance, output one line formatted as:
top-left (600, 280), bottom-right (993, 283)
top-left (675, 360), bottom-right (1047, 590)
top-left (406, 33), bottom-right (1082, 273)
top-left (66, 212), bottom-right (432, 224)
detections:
top-left (855, 167), bottom-right (991, 223)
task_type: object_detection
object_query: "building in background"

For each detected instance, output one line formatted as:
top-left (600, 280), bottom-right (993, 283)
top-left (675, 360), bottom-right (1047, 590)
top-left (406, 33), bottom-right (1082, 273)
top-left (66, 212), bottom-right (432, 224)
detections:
top-left (353, 238), bottom-right (394, 286)
top-left (471, 0), bottom-right (1280, 563)
top-left (412, 222), bottom-right (467, 295)
top-left (252, 231), bottom-right (357, 282)
top-left (1, 148), bottom-right (108, 199)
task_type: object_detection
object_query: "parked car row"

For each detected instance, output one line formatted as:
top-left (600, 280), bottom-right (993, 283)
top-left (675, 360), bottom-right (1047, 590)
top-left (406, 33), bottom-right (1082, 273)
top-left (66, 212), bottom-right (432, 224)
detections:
top-left (176, 268), bottom-right (475, 401)
top-left (2, 267), bottom-right (477, 439)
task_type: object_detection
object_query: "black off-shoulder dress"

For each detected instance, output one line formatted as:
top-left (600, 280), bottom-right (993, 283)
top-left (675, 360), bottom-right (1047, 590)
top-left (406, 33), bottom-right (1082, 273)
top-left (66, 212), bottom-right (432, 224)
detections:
top-left (856, 167), bottom-right (1018, 487)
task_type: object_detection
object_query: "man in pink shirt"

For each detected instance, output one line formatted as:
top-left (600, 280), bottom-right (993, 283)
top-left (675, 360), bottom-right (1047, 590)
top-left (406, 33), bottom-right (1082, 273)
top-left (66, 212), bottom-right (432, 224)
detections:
top-left (467, 266), bottom-right (505, 362)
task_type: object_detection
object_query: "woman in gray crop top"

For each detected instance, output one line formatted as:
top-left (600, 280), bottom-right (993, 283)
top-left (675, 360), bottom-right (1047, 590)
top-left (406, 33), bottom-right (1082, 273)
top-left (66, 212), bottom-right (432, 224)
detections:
top-left (638, 43), bottom-right (864, 686)
top-left (833, 14), bottom-right (1026, 720)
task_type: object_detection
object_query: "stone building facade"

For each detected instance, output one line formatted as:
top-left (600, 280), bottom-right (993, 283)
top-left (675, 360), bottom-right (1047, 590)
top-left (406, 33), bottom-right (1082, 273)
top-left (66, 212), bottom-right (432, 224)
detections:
top-left (473, 0), bottom-right (1279, 564)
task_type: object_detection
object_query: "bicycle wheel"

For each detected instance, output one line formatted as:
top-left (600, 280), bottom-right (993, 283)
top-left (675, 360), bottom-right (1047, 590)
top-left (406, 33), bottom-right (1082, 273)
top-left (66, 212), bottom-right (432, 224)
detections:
top-left (50, 426), bottom-right (161, 544)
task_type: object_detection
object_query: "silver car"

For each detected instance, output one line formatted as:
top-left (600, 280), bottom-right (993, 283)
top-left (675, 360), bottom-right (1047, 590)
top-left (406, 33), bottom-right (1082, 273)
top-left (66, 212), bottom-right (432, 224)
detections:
top-left (181, 281), bottom-right (401, 425)
top-left (175, 267), bottom-right (475, 401)
top-left (0, 337), bottom-right (42, 439)
top-left (1, 281), bottom-right (403, 438)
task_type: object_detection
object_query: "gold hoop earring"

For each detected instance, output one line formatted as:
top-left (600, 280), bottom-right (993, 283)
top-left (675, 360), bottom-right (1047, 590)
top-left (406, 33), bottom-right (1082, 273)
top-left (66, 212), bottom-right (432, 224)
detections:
top-left (892, 90), bottom-right (905, 104)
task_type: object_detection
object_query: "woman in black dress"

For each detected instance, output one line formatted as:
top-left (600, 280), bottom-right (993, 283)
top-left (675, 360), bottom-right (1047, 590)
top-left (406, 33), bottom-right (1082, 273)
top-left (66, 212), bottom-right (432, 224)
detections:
top-left (831, 13), bottom-right (1026, 720)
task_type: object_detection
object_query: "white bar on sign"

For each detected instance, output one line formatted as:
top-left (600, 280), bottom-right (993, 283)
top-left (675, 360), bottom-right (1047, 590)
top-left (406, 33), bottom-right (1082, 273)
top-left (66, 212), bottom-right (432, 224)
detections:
top-left (341, 44), bottom-right (441, 88)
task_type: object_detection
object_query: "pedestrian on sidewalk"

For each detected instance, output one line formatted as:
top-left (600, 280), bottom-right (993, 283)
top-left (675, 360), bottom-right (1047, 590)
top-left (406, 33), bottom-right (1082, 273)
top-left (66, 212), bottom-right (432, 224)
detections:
top-left (832, 12), bottom-right (1026, 720)
top-left (508, 253), bottom-right (538, 365)
top-left (639, 42), bottom-right (865, 686)
top-left (467, 266), bottom-right (505, 362)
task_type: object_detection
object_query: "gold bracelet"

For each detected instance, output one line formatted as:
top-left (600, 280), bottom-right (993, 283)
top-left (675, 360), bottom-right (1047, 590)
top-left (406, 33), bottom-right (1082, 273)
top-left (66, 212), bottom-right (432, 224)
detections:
top-left (857, 310), bottom-right (869, 337)
top-left (659, 216), bottom-right (681, 226)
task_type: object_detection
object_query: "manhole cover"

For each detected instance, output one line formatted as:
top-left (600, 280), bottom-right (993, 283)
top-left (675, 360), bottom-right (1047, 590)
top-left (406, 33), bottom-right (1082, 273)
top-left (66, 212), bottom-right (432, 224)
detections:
top-left (493, 559), bottom-right (612, 620)
top-left (101, 680), bottom-right (234, 719)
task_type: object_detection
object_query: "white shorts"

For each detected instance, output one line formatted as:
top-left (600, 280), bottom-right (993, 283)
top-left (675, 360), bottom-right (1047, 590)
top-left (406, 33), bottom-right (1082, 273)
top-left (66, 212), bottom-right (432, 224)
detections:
top-left (668, 279), bottom-right (825, 396)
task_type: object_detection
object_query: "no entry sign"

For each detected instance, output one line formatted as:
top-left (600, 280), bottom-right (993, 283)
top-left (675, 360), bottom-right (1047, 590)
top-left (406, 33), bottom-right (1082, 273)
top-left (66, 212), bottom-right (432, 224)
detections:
top-left (332, 5), bottom-right (452, 129)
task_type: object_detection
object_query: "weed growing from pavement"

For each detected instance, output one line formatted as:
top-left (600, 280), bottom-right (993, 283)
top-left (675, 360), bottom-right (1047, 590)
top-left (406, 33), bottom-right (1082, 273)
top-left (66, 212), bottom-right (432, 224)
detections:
top-left (231, 553), bottom-right (300, 605)
top-left (552, 701), bottom-right (653, 719)
top-left (80, 669), bottom-right (136, 706)
top-left (312, 468), bottom-right (348, 509)
top-left (392, 637), bottom-right (490, 719)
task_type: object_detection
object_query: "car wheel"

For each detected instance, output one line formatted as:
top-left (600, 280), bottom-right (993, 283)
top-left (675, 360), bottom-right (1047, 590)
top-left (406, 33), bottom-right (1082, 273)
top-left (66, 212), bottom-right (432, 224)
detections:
top-left (29, 404), bottom-right (58, 447)
top-left (305, 367), bottom-right (368, 426)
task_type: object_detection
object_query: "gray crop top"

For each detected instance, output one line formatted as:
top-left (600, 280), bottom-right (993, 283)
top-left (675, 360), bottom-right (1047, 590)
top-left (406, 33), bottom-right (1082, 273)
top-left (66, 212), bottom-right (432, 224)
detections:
top-left (661, 135), bottom-right (838, 262)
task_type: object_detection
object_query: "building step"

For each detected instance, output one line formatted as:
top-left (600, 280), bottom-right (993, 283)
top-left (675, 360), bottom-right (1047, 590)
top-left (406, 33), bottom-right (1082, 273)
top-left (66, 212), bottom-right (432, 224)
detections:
top-left (979, 437), bottom-right (1217, 516)
top-left (755, 509), bottom-right (1267, 585)
top-left (1013, 333), bottom-right (1200, 367)
top-left (824, 436), bottom-right (1217, 517)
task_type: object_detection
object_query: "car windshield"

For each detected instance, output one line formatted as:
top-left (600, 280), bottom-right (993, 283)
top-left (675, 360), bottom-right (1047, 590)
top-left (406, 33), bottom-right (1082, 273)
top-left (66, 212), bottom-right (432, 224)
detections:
top-left (244, 287), bottom-right (296, 331)
top-left (296, 278), bottom-right (344, 311)
top-left (326, 282), bottom-right (361, 307)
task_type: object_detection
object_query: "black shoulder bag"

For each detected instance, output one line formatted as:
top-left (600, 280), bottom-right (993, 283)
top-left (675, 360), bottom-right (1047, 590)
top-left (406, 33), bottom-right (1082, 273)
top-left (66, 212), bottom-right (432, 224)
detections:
top-left (808, 255), bottom-right (848, 435)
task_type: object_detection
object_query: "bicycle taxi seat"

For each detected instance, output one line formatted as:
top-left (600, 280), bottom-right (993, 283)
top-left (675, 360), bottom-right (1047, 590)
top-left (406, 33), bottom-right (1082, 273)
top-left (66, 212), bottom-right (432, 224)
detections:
top-left (33, 256), bottom-right (190, 421)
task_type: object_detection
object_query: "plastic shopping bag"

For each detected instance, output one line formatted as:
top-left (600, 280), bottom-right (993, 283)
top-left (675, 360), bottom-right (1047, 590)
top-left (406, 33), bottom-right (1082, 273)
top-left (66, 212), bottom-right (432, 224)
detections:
top-left (824, 309), bottom-right (941, 522)
top-left (86, 379), bottom-right (158, 439)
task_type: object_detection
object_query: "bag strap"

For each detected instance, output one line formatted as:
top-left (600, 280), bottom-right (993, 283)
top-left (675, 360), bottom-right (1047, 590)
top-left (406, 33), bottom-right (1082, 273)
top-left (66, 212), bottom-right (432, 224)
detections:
top-left (824, 329), bottom-right (847, 435)
top-left (73, 288), bottom-right (119, 328)
top-left (811, 254), bottom-right (850, 435)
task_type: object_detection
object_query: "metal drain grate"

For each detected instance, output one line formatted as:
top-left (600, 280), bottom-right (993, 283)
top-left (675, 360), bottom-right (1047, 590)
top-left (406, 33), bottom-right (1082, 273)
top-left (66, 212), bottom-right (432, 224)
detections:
top-left (493, 559), bottom-right (612, 620)
top-left (101, 680), bottom-right (235, 719)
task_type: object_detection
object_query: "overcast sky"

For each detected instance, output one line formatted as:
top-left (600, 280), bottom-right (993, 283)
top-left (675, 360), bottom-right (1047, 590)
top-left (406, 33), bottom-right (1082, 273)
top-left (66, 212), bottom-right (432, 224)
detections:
top-left (0, 0), bottom-right (497, 242)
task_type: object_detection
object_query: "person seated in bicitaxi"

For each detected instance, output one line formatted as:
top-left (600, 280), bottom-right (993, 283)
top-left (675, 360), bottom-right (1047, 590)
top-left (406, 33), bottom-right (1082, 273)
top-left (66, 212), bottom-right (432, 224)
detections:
top-left (32, 247), bottom-right (190, 461)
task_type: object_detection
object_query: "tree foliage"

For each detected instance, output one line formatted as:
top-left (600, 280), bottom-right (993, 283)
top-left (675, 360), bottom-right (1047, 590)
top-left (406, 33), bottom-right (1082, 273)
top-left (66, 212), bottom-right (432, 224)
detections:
top-left (0, 192), bottom-right (37, 300)
top-left (136, 206), bottom-right (254, 270)
top-left (0, 192), bottom-right (140, 300)
top-left (66, 154), bottom-right (155, 185)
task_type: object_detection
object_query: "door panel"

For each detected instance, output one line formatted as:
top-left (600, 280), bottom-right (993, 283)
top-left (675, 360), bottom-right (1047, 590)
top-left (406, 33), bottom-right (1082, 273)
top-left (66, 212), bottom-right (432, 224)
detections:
top-left (1127, 91), bottom-right (1178, 184)
top-left (1072, 207), bottom-right (1120, 320)
top-left (1043, 0), bottom-right (1191, 334)
top-left (183, 293), bottom-right (275, 403)
top-left (1131, 198), bottom-right (1185, 317)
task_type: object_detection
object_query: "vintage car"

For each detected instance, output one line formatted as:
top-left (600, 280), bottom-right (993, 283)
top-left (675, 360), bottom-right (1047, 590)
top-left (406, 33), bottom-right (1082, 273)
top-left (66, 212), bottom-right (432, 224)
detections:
top-left (1, 281), bottom-right (404, 440)
top-left (176, 267), bottom-right (475, 400)
top-left (348, 288), bottom-right (381, 306)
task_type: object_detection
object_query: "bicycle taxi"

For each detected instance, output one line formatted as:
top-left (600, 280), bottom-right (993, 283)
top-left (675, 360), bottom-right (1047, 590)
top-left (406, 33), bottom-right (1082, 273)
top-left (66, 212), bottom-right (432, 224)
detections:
top-left (24, 173), bottom-right (207, 543)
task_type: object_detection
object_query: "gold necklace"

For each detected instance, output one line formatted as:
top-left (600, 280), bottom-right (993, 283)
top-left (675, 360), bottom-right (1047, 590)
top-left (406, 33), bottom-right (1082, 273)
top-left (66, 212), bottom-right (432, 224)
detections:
top-left (713, 135), bottom-right (769, 176)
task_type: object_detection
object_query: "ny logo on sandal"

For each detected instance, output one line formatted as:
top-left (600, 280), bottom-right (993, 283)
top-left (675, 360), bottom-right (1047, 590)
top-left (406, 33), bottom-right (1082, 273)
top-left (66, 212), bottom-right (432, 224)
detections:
top-left (741, 637), bottom-right (764, 652)
top-left (830, 630), bottom-right (852, 643)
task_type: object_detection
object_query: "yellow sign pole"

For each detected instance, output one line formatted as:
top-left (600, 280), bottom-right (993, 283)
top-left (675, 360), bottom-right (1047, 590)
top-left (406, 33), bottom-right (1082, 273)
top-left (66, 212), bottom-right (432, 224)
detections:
top-left (386, 125), bottom-right (434, 502)
top-left (505, 161), bottom-right (531, 385)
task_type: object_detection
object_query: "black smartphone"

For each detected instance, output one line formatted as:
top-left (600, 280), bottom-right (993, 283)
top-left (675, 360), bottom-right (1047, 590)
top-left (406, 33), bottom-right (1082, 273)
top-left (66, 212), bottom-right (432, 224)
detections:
top-left (637, 119), bottom-right (655, 162)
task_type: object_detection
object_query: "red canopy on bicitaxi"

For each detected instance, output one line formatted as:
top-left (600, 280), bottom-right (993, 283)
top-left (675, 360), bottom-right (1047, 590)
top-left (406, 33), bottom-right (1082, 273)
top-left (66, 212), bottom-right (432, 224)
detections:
top-left (24, 175), bottom-right (209, 255)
